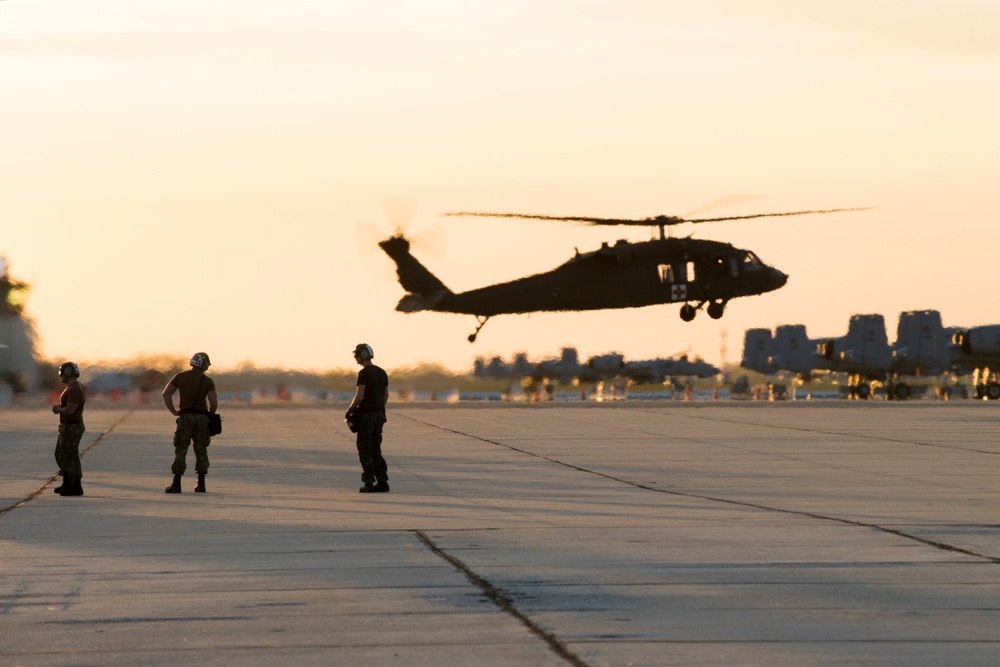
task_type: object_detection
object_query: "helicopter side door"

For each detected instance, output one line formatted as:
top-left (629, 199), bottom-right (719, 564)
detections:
top-left (657, 261), bottom-right (696, 302)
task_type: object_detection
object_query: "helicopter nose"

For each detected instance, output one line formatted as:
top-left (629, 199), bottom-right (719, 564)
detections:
top-left (771, 268), bottom-right (788, 289)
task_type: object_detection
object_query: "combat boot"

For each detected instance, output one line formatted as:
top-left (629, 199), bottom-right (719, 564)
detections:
top-left (58, 478), bottom-right (83, 497)
top-left (359, 483), bottom-right (375, 493)
top-left (165, 474), bottom-right (182, 494)
top-left (372, 481), bottom-right (390, 493)
top-left (53, 471), bottom-right (66, 494)
top-left (194, 473), bottom-right (206, 493)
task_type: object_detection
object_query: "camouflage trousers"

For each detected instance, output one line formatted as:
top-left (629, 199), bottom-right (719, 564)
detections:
top-left (55, 422), bottom-right (86, 479)
top-left (171, 413), bottom-right (211, 475)
top-left (355, 412), bottom-right (388, 485)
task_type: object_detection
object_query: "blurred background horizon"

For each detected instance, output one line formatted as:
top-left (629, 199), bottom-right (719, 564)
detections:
top-left (4, 1), bottom-right (998, 373)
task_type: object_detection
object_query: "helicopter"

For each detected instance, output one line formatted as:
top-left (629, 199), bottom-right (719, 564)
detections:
top-left (378, 206), bottom-right (869, 343)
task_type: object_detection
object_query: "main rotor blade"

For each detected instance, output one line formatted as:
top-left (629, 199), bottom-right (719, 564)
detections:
top-left (443, 211), bottom-right (680, 226)
top-left (681, 194), bottom-right (767, 218)
top-left (685, 207), bottom-right (874, 224)
top-left (445, 207), bottom-right (873, 227)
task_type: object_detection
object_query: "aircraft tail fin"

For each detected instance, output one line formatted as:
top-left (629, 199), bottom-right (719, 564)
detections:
top-left (378, 236), bottom-right (451, 312)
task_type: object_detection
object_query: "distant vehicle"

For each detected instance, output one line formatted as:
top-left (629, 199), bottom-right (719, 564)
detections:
top-left (380, 205), bottom-right (869, 342)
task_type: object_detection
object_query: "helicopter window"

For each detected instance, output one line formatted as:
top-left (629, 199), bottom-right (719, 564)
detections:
top-left (658, 264), bottom-right (673, 284)
top-left (729, 257), bottom-right (740, 277)
top-left (686, 262), bottom-right (696, 283)
top-left (741, 252), bottom-right (763, 272)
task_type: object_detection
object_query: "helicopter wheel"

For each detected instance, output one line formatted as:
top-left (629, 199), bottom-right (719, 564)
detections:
top-left (679, 304), bottom-right (697, 322)
top-left (468, 315), bottom-right (491, 344)
top-left (707, 301), bottom-right (726, 320)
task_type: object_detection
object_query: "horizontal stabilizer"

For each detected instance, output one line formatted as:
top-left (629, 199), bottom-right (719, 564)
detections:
top-left (396, 291), bottom-right (447, 313)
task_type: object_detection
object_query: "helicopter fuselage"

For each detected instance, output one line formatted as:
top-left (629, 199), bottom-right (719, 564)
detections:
top-left (429, 237), bottom-right (787, 316)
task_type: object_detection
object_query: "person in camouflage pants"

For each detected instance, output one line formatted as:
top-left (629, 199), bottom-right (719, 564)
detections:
top-left (162, 352), bottom-right (218, 493)
top-left (55, 422), bottom-right (86, 489)
top-left (171, 413), bottom-right (210, 477)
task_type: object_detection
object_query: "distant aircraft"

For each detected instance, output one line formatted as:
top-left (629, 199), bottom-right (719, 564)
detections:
top-left (742, 310), bottom-right (973, 399)
top-left (621, 355), bottom-right (720, 384)
top-left (951, 326), bottom-right (1000, 399)
top-left (474, 347), bottom-right (718, 386)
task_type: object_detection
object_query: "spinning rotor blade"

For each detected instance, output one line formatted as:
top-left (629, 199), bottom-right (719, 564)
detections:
top-left (359, 198), bottom-right (446, 260)
top-left (408, 224), bottom-right (446, 260)
top-left (685, 207), bottom-right (873, 224)
top-left (443, 211), bottom-right (666, 225)
top-left (381, 196), bottom-right (417, 234)
top-left (445, 206), bottom-right (873, 227)
top-left (681, 194), bottom-right (767, 218)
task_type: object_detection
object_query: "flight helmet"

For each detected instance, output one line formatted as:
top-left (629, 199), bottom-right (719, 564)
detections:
top-left (58, 362), bottom-right (80, 379)
top-left (190, 352), bottom-right (211, 370)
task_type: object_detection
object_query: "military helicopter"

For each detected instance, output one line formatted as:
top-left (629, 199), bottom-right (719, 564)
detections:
top-left (379, 205), bottom-right (868, 343)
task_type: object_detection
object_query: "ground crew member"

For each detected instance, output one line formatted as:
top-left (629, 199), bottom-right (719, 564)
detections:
top-left (51, 362), bottom-right (86, 497)
top-left (162, 352), bottom-right (217, 494)
top-left (345, 343), bottom-right (390, 493)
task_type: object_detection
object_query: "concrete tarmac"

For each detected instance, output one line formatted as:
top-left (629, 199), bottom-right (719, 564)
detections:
top-left (2, 402), bottom-right (999, 666)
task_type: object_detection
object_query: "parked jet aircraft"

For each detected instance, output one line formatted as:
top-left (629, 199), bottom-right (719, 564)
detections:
top-left (951, 325), bottom-right (1000, 399)
top-left (741, 310), bottom-right (974, 399)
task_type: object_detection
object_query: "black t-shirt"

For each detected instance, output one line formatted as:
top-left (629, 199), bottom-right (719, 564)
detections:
top-left (59, 381), bottom-right (86, 424)
top-left (356, 365), bottom-right (388, 414)
top-left (168, 369), bottom-right (216, 413)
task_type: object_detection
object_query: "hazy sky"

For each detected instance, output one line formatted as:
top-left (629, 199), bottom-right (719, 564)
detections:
top-left (3, 0), bottom-right (999, 371)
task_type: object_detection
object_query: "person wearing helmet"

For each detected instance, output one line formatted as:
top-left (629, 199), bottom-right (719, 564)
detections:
top-left (162, 352), bottom-right (218, 494)
top-left (51, 362), bottom-right (87, 496)
top-left (345, 343), bottom-right (390, 493)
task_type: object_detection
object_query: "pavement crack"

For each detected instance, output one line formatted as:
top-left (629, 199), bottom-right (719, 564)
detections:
top-left (412, 529), bottom-right (590, 667)
top-left (0, 410), bottom-right (134, 517)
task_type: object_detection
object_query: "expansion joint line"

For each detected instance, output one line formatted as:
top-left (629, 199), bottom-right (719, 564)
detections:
top-left (0, 410), bottom-right (134, 517)
top-left (691, 413), bottom-right (1000, 456)
top-left (412, 529), bottom-right (590, 667)
top-left (402, 415), bottom-right (1000, 566)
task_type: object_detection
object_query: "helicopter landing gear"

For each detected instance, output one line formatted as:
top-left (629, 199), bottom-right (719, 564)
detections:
top-left (680, 301), bottom-right (719, 322)
top-left (468, 315), bottom-right (491, 343)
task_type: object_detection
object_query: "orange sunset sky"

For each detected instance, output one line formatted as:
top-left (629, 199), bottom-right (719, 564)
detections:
top-left (3, 1), bottom-right (999, 371)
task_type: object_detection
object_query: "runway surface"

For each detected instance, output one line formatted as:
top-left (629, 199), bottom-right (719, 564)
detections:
top-left (2, 403), bottom-right (999, 666)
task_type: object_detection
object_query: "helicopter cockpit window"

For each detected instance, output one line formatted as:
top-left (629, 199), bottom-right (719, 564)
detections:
top-left (741, 252), bottom-right (764, 272)
top-left (729, 257), bottom-right (740, 277)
